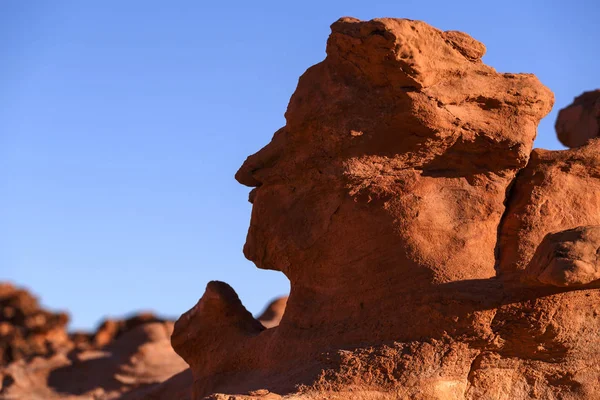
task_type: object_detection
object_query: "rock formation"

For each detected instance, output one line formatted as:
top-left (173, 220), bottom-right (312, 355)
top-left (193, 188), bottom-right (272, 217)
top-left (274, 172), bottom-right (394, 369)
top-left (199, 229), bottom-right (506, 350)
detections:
top-left (0, 283), bottom-right (188, 399)
top-left (498, 142), bottom-right (600, 284)
top-left (257, 297), bottom-right (287, 329)
top-left (556, 90), bottom-right (600, 148)
top-left (0, 283), bottom-right (70, 366)
top-left (171, 17), bottom-right (600, 400)
top-left (3, 16), bottom-right (599, 400)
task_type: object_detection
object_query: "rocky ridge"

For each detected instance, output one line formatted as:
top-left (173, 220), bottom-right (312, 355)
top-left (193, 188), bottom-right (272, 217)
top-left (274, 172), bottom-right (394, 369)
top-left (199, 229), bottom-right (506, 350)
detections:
top-left (0, 283), bottom-right (189, 399)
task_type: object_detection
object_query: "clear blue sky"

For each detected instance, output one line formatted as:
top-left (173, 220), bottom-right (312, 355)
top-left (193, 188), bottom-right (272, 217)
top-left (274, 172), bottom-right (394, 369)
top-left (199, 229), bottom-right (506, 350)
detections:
top-left (1, 1), bottom-right (598, 330)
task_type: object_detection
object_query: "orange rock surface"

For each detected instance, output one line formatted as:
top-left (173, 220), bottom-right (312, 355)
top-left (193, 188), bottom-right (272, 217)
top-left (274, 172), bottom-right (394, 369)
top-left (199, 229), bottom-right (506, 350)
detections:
top-left (172, 18), bottom-right (600, 400)
top-left (556, 90), bottom-right (600, 148)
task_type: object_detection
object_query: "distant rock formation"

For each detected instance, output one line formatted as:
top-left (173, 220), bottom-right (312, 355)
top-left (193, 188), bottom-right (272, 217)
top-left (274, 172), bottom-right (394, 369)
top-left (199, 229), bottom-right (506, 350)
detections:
top-left (171, 17), bottom-right (600, 400)
top-left (0, 283), bottom-right (188, 399)
top-left (556, 90), bottom-right (600, 148)
top-left (4, 16), bottom-right (600, 400)
top-left (257, 297), bottom-right (287, 329)
top-left (0, 283), bottom-right (70, 366)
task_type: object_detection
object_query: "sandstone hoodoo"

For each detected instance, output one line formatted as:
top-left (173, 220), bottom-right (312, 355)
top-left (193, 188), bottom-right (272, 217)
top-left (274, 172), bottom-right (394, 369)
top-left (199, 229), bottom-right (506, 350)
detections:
top-left (172, 17), bottom-right (600, 399)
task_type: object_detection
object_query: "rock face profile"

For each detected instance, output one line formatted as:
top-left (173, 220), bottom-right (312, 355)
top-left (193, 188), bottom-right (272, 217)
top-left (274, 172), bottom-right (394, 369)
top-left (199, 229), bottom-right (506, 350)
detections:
top-left (171, 17), bottom-right (600, 400)
top-left (3, 16), bottom-right (600, 400)
top-left (556, 90), bottom-right (600, 148)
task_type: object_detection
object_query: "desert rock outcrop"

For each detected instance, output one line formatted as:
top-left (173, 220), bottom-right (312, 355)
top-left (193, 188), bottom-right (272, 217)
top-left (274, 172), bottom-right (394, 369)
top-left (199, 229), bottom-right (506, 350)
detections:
top-left (556, 90), bottom-right (600, 148)
top-left (0, 283), bottom-right (70, 366)
top-left (257, 297), bottom-right (287, 329)
top-left (498, 140), bottom-right (600, 283)
top-left (526, 225), bottom-right (600, 287)
top-left (0, 283), bottom-right (188, 399)
top-left (173, 17), bottom-right (600, 400)
top-left (4, 16), bottom-right (599, 400)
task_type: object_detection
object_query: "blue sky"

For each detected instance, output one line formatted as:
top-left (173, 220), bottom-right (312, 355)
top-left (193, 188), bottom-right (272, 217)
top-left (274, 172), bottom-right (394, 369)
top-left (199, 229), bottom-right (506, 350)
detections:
top-left (1, 1), bottom-right (598, 330)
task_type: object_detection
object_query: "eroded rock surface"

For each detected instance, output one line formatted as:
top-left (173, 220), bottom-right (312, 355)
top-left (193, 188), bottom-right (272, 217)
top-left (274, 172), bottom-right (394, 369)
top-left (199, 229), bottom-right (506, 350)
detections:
top-left (556, 90), bottom-right (600, 148)
top-left (526, 226), bottom-right (600, 287)
top-left (236, 17), bottom-right (553, 293)
top-left (173, 17), bottom-right (600, 400)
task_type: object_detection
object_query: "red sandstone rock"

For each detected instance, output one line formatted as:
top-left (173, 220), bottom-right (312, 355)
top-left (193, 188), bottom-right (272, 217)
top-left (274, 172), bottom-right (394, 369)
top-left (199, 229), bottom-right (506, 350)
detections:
top-left (172, 17), bottom-right (600, 400)
top-left (257, 297), bottom-right (287, 329)
top-left (556, 90), bottom-right (600, 148)
top-left (91, 312), bottom-right (165, 348)
top-left (122, 369), bottom-right (193, 400)
top-left (171, 281), bottom-right (266, 398)
top-left (526, 225), bottom-right (600, 287)
top-left (0, 283), bottom-right (70, 366)
top-left (4, 16), bottom-right (600, 400)
top-left (1, 322), bottom-right (188, 399)
top-left (0, 283), bottom-right (187, 399)
top-left (236, 17), bottom-right (552, 295)
top-left (498, 140), bottom-right (600, 283)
